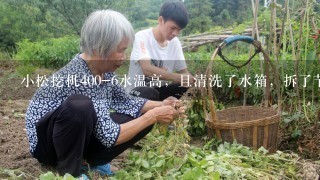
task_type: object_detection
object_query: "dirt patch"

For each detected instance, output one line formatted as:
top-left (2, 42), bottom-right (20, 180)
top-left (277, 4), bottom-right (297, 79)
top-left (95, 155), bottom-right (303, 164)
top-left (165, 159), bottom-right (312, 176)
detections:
top-left (0, 100), bottom-right (48, 179)
top-left (0, 62), bottom-right (48, 178)
top-left (297, 123), bottom-right (320, 160)
top-left (279, 122), bottom-right (320, 160)
top-left (0, 61), bottom-right (49, 101)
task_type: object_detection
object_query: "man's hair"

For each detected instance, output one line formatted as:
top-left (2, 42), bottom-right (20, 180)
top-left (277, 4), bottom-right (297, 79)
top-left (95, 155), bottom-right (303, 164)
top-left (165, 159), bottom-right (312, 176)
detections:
top-left (159, 1), bottom-right (189, 29)
top-left (80, 10), bottom-right (134, 59)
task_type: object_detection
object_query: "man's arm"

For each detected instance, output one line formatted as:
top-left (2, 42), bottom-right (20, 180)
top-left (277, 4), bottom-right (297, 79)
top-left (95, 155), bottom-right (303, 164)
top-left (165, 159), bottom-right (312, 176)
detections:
top-left (177, 68), bottom-right (194, 83)
top-left (139, 59), bottom-right (182, 83)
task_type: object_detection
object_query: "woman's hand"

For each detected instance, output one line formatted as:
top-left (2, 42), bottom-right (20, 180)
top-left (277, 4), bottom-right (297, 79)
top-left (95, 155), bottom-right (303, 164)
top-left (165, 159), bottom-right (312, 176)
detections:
top-left (141, 97), bottom-right (187, 123)
top-left (145, 106), bottom-right (178, 124)
top-left (162, 96), bottom-right (183, 108)
top-left (162, 97), bottom-right (187, 118)
top-left (175, 105), bottom-right (187, 119)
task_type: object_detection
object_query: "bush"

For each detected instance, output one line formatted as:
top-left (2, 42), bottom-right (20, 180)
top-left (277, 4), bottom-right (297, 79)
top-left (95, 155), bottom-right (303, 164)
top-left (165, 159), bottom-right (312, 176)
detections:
top-left (14, 36), bottom-right (79, 68)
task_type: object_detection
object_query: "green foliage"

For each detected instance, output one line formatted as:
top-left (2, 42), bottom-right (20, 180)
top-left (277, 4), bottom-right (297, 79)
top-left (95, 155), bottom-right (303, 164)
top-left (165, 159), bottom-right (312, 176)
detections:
top-left (219, 9), bottom-right (231, 25)
top-left (281, 102), bottom-right (319, 145)
top-left (187, 100), bottom-right (226, 137)
top-left (117, 0), bottom-right (163, 30)
top-left (186, 99), bottom-right (206, 137)
top-left (184, 0), bottom-right (213, 35)
top-left (282, 111), bottom-right (304, 139)
top-left (185, 47), bottom-right (212, 73)
top-left (39, 171), bottom-right (76, 180)
top-left (0, 51), bottom-right (11, 60)
top-left (210, 0), bottom-right (253, 27)
top-left (232, 23), bottom-right (248, 35)
top-left (257, 9), bottom-right (271, 35)
top-left (110, 132), bottom-right (311, 179)
top-left (39, 0), bottom-right (122, 35)
top-left (16, 64), bottom-right (37, 77)
top-left (2, 0), bottom-right (316, 55)
top-left (0, 169), bottom-right (28, 179)
top-left (0, 0), bottom-right (54, 51)
top-left (14, 36), bottom-right (79, 68)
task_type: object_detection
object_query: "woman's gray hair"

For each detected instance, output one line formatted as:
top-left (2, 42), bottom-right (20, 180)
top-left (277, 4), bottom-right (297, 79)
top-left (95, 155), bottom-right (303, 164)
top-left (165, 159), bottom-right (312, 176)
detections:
top-left (80, 10), bottom-right (134, 59)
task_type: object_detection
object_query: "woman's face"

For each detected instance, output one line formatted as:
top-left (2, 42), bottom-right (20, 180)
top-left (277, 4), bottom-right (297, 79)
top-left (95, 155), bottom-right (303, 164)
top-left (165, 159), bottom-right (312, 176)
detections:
top-left (105, 38), bottom-right (129, 71)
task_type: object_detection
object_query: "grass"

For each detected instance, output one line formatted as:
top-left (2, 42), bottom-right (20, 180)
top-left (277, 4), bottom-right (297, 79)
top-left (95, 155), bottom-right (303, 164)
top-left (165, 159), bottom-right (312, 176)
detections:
top-left (0, 51), bottom-right (11, 60)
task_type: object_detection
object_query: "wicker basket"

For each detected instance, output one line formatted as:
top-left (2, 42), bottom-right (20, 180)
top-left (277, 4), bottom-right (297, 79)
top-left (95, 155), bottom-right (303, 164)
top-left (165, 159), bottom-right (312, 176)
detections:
top-left (204, 36), bottom-right (281, 152)
top-left (206, 106), bottom-right (280, 152)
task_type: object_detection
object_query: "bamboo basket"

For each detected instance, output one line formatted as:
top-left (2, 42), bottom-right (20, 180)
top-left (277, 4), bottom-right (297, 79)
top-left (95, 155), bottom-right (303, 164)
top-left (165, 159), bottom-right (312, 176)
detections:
top-left (204, 36), bottom-right (281, 153)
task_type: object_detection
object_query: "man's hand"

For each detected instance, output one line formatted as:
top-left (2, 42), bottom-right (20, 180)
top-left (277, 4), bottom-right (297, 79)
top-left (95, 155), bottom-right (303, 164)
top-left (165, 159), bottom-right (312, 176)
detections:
top-left (181, 73), bottom-right (195, 85)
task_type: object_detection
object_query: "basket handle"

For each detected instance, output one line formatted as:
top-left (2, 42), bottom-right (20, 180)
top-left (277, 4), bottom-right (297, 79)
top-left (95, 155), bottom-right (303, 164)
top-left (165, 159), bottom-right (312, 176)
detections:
top-left (204, 37), bottom-right (257, 123)
top-left (218, 36), bottom-right (260, 69)
top-left (203, 48), bottom-right (220, 123)
top-left (224, 35), bottom-right (255, 46)
top-left (203, 36), bottom-right (281, 123)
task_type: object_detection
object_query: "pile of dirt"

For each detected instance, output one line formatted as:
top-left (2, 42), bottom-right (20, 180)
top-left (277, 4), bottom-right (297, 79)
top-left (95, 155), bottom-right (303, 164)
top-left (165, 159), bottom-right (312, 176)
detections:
top-left (279, 121), bottom-right (320, 160)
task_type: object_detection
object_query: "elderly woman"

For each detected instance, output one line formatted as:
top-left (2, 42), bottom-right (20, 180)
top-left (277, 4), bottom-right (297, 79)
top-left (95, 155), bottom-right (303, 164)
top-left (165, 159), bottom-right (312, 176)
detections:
top-left (25, 10), bottom-right (184, 178)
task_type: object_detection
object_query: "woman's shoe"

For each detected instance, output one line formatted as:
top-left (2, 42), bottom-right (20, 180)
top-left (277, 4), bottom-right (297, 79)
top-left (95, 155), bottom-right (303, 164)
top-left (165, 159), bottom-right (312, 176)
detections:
top-left (77, 174), bottom-right (89, 180)
top-left (81, 163), bottom-right (114, 176)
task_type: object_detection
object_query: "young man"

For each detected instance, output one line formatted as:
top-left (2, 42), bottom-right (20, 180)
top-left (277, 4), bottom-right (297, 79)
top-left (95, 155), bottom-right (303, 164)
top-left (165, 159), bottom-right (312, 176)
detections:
top-left (126, 1), bottom-right (194, 101)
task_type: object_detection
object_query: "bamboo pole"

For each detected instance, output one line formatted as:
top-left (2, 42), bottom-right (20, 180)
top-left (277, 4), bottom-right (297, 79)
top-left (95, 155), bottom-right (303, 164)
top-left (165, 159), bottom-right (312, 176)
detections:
top-left (243, 0), bottom-right (257, 106)
top-left (286, 0), bottom-right (298, 112)
top-left (311, 16), bottom-right (319, 106)
top-left (295, 4), bottom-right (306, 112)
top-left (254, 0), bottom-right (264, 71)
top-left (303, 0), bottom-right (310, 122)
top-left (271, 0), bottom-right (278, 61)
top-left (244, 0), bottom-right (261, 106)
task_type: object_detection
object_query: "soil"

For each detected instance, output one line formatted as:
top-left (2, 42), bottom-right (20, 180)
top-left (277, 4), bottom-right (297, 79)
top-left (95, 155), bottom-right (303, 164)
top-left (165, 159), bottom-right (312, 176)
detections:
top-left (0, 61), bottom-right (47, 179)
top-left (0, 100), bottom-right (47, 179)
top-left (279, 122), bottom-right (320, 160)
top-left (0, 61), bottom-right (319, 179)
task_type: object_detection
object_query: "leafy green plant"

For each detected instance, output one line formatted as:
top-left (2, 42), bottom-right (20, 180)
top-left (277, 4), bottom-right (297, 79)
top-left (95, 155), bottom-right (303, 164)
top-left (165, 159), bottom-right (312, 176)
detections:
top-left (16, 64), bottom-right (37, 77)
top-left (186, 99), bottom-right (207, 137)
top-left (14, 36), bottom-right (79, 68)
top-left (39, 171), bottom-right (77, 180)
top-left (112, 138), bottom-right (318, 179)
top-left (0, 169), bottom-right (28, 179)
top-left (108, 99), bottom-right (320, 179)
